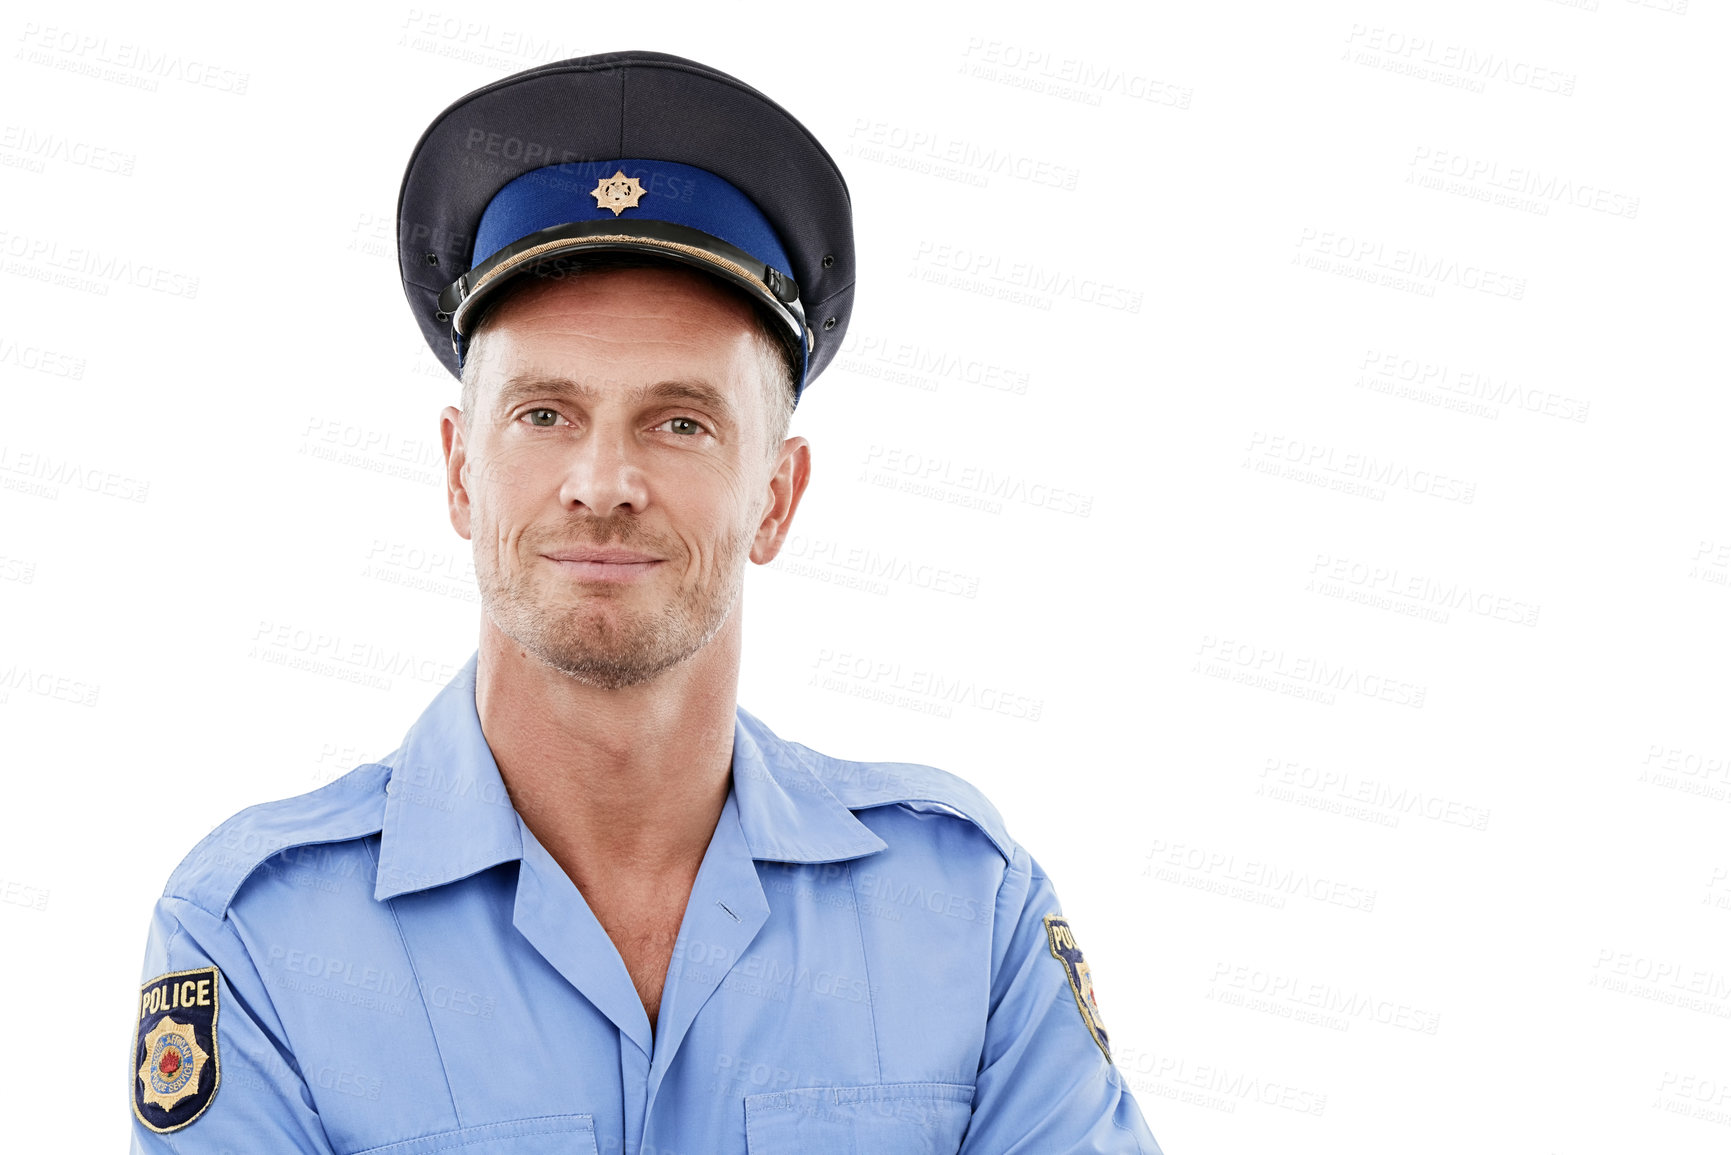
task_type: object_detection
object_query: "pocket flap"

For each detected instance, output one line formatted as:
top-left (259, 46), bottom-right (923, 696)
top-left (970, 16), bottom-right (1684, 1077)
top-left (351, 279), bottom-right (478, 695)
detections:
top-left (746, 1084), bottom-right (972, 1153)
top-left (349, 1114), bottom-right (597, 1155)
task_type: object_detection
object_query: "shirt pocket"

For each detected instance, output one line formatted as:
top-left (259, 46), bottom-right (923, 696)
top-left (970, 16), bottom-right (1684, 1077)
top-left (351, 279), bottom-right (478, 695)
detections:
top-left (745, 1083), bottom-right (973, 1154)
top-left (347, 1114), bottom-right (598, 1155)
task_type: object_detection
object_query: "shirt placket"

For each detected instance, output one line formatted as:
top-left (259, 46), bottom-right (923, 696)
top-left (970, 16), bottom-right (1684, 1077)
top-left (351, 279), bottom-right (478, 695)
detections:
top-left (511, 821), bottom-right (653, 1151)
top-left (642, 792), bottom-right (770, 1141)
top-left (509, 797), bottom-right (771, 1155)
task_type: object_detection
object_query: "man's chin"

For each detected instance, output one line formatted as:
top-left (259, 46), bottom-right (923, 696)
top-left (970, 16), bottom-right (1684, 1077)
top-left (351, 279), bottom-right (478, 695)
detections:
top-left (489, 607), bottom-right (685, 689)
top-left (547, 658), bottom-right (667, 692)
top-left (534, 631), bottom-right (694, 689)
top-left (479, 566), bottom-right (740, 688)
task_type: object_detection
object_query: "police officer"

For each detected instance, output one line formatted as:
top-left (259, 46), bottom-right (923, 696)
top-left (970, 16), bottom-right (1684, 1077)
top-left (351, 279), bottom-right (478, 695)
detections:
top-left (131, 51), bottom-right (1161, 1154)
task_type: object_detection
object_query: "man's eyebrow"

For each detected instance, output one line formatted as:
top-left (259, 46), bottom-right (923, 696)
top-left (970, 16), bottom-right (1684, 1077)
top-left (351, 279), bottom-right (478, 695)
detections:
top-left (489, 376), bottom-right (737, 425)
top-left (489, 376), bottom-right (594, 415)
top-left (641, 381), bottom-right (736, 424)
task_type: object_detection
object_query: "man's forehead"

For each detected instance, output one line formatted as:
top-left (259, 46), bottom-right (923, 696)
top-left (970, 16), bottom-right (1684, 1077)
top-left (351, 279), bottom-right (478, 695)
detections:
top-left (455, 260), bottom-right (798, 449)
top-left (467, 266), bottom-right (770, 404)
top-left (483, 262), bottom-right (762, 331)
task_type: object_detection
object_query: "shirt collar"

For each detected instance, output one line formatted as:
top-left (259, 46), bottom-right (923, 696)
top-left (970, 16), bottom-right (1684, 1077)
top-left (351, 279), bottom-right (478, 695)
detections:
top-left (374, 653), bottom-right (522, 900)
top-left (730, 707), bottom-right (889, 864)
top-left (375, 653), bottom-right (886, 901)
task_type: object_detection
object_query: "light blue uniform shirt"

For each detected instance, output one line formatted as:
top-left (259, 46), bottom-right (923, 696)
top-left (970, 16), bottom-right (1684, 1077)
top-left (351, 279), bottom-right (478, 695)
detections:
top-left (132, 655), bottom-right (1159, 1153)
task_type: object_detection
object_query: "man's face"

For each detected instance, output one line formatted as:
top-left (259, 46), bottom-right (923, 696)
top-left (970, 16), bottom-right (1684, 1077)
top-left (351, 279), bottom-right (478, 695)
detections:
top-left (440, 265), bottom-right (808, 690)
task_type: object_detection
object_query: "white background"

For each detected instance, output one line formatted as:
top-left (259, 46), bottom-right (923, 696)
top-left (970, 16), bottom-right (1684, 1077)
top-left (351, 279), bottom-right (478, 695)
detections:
top-left (2, 0), bottom-right (1727, 1150)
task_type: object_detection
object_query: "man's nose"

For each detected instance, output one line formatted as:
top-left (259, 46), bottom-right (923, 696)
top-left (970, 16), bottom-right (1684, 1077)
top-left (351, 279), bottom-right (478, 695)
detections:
top-left (557, 430), bottom-right (650, 514)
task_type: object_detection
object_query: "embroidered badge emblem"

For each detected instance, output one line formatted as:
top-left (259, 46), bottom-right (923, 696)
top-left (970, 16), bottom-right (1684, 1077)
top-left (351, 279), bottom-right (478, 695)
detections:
top-left (1044, 915), bottom-right (1111, 1062)
top-left (591, 170), bottom-right (648, 216)
top-left (133, 967), bottom-right (221, 1132)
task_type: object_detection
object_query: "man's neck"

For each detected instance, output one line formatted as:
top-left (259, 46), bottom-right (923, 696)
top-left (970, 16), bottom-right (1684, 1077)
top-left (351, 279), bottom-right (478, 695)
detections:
top-left (473, 614), bottom-right (741, 885)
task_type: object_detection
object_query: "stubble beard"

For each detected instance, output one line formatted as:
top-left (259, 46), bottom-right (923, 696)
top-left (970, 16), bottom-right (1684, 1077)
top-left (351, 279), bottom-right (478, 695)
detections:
top-left (476, 514), bottom-right (750, 691)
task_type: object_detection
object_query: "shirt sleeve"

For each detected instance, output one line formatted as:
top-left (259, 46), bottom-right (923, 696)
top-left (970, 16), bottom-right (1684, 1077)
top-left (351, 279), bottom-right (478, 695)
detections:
top-left (958, 846), bottom-right (1162, 1155)
top-left (131, 895), bottom-right (336, 1154)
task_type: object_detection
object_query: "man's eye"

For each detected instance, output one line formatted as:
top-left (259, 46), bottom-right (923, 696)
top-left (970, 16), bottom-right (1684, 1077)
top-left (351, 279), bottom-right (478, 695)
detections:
top-left (660, 417), bottom-right (707, 436)
top-left (523, 408), bottom-right (561, 427)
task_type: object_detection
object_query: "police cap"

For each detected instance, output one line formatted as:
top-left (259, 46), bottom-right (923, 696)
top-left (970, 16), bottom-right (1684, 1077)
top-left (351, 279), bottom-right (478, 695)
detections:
top-left (396, 50), bottom-right (855, 398)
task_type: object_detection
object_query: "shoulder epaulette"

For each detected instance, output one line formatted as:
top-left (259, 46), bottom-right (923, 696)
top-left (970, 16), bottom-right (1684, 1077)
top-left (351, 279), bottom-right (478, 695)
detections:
top-left (762, 725), bottom-right (1016, 863)
top-left (164, 764), bottom-right (391, 917)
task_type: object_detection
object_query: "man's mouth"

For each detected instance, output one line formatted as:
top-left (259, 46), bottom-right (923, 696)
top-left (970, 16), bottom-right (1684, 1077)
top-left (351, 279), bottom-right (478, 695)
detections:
top-left (540, 548), bottom-right (663, 583)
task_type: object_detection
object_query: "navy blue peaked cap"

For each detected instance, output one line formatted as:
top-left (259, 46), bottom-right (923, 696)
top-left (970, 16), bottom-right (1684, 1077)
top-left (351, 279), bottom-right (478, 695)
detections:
top-left (396, 50), bottom-right (856, 399)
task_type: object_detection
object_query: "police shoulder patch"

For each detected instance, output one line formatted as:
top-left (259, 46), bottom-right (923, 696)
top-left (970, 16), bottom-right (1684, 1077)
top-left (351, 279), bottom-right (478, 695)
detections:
top-left (1043, 915), bottom-right (1111, 1063)
top-left (133, 966), bottom-right (221, 1133)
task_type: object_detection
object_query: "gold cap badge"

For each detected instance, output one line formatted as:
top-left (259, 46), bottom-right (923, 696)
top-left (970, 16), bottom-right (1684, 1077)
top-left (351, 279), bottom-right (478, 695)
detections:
top-left (591, 170), bottom-right (647, 216)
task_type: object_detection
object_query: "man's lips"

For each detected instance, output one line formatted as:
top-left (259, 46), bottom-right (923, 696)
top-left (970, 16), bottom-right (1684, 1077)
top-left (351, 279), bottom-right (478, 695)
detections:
top-left (541, 548), bottom-right (664, 583)
top-left (544, 548), bottom-right (661, 564)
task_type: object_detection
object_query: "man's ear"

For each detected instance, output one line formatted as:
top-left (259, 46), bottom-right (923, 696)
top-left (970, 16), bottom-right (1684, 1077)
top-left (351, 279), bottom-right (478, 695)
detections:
top-left (750, 437), bottom-right (811, 564)
top-left (440, 406), bottom-right (473, 541)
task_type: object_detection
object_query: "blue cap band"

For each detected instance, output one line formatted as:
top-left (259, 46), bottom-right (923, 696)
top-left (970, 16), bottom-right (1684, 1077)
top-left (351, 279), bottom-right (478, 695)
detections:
top-left (474, 159), bottom-right (795, 281)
